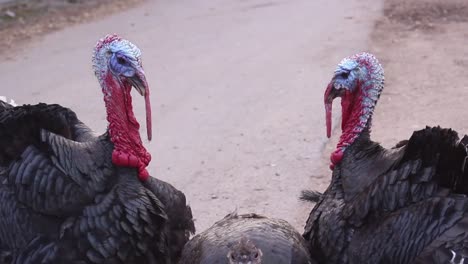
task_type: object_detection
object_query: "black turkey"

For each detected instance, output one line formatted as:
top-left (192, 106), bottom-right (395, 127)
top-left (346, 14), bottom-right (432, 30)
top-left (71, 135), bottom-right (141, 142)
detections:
top-left (0, 35), bottom-right (194, 263)
top-left (180, 212), bottom-right (314, 264)
top-left (303, 52), bottom-right (468, 263)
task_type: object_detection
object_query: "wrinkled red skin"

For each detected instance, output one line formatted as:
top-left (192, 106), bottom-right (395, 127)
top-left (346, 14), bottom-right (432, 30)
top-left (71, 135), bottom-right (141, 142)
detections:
top-left (103, 72), bottom-right (151, 181)
top-left (329, 150), bottom-right (343, 170)
top-left (325, 80), bottom-right (364, 170)
top-left (95, 35), bottom-right (122, 52)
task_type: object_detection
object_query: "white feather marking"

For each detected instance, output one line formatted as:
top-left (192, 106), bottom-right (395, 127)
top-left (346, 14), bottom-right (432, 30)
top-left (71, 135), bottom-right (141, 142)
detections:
top-left (0, 96), bottom-right (17, 106)
top-left (451, 250), bottom-right (457, 263)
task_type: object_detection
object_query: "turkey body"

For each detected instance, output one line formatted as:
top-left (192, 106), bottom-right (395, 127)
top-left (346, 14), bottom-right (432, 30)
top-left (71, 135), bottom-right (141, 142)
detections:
top-left (0, 35), bottom-right (194, 263)
top-left (304, 53), bottom-right (468, 264)
top-left (0, 101), bottom-right (194, 264)
top-left (180, 213), bottom-right (314, 264)
top-left (305, 128), bottom-right (468, 264)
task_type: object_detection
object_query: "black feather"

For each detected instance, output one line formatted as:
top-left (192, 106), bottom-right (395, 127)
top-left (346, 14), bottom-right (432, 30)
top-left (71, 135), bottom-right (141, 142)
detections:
top-left (0, 103), bottom-right (188, 264)
top-left (299, 190), bottom-right (323, 203)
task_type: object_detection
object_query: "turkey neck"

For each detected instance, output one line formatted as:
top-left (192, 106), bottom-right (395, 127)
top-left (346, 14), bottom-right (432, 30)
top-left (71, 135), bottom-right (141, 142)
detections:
top-left (334, 65), bottom-right (387, 199)
top-left (102, 72), bottom-right (151, 179)
top-left (338, 82), bottom-right (371, 149)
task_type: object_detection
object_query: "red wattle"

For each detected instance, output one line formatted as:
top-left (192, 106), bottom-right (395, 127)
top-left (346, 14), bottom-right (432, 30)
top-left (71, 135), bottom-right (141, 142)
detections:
top-left (104, 72), bottom-right (152, 182)
top-left (138, 168), bottom-right (150, 181)
top-left (329, 149), bottom-right (344, 170)
top-left (330, 149), bottom-right (343, 164)
top-left (112, 150), bottom-right (124, 166)
top-left (128, 155), bottom-right (139, 167)
top-left (112, 150), bottom-right (151, 180)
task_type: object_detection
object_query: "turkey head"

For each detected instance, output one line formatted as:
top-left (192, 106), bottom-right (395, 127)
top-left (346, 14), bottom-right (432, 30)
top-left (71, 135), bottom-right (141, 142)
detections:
top-left (93, 34), bottom-right (152, 180)
top-left (227, 237), bottom-right (263, 264)
top-left (324, 52), bottom-right (384, 169)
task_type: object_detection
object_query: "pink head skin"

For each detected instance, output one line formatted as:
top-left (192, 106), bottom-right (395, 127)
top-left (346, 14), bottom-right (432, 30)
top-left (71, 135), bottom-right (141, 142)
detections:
top-left (93, 34), bottom-right (152, 180)
top-left (324, 52), bottom-right (384, 170)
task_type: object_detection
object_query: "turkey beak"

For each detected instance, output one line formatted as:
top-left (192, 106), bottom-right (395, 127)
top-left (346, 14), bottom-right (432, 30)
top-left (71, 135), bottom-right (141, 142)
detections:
top-left (130, 67), bottom-right (152, 141)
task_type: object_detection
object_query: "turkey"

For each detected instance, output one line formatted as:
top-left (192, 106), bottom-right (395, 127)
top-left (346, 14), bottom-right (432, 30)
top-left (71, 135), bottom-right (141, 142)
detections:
top-left (303, 52), bottom-right (468, 263)
top-left (180, 212), bottom-right (315, 264)
top-left (0, 34), bottom-right (194, 263)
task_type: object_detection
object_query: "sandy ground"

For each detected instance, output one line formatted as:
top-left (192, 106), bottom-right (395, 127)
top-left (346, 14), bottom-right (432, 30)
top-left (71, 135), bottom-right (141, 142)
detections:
top-left (0, 0), bottom-right (467, 236)
top-left (370, 0), bottom-right (468, 144)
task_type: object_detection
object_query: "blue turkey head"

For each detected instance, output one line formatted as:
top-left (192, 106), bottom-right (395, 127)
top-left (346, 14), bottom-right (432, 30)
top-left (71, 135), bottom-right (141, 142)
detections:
top-left (324, 52), bottom-right (385, 170)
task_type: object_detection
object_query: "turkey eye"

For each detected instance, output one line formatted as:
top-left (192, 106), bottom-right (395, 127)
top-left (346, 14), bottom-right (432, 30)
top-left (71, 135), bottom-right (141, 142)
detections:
top-left (253, 252), bottom-right (258, 258)
top-left (117, 56), bottom-right (127, 65)
top-left (340, 72), bottom-right (349, 78)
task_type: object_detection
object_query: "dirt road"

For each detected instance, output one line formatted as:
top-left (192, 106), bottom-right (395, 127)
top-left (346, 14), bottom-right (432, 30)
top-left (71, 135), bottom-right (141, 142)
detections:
top-left (0, 0), bottom-right (384, 232)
